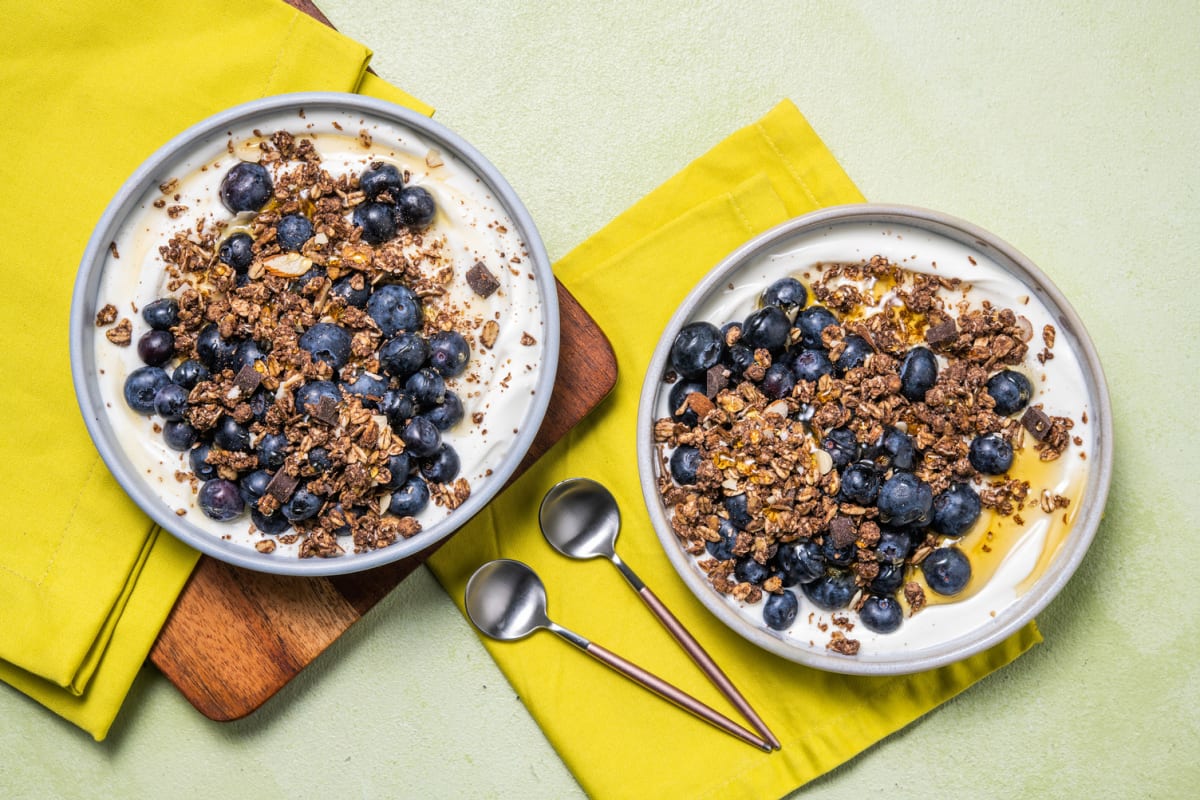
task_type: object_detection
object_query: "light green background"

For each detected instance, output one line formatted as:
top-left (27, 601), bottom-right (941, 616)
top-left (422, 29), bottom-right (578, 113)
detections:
top-left (3, 1), bottom-right (1197, 797)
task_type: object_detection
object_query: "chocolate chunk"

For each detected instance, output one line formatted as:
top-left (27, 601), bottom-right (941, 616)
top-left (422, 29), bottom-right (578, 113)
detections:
top-left (465, 260), bottom-right (501, 298)
top-left (924, 319), bottom-right (958, 346)
top-left (705, 365), bottom-right (729, 398)
top-left (233, 363), bottom-right (262, 395)
top-left (265, 470), bottom-right (299, 503)
top-left (1021, 406), bottom-right (1053, 441)
top-left (312, 395), bottom-right (341, 426)
top-left (829, 516), bottom-right (857, 548)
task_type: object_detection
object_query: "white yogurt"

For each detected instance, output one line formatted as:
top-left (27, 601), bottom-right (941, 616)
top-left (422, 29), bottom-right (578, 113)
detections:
top-left (94, 108), bottom-right (546, 555)
top-left (656, 220), bottom-right (1094, 656)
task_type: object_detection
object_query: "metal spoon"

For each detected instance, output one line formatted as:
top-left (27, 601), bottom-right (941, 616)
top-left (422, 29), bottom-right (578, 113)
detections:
top-left (464, 559), bottom-right (771, 752)
top-left (539, 478), bottom-right (781, 751)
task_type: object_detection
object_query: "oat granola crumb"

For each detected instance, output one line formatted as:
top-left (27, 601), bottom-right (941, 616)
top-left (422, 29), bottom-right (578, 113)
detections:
top-left (106, 318), bottom-right (132, 345)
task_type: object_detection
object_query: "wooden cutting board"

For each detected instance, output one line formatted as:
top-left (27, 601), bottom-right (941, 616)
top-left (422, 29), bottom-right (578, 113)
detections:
top-left (148, 0), bottom-right (618, 720)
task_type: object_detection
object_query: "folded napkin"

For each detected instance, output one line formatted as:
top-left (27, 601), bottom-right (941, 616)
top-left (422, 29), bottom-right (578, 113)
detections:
top-left (428, 100), bottom-right (1042, 798)
top-left (0, 0), bottom-right (430, 740)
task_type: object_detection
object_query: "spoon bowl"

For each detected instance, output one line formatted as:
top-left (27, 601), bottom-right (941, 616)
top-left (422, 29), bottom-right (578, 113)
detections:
top-left (464, 559), bottom-right (553, 641)
top-left (539, 478), bottom-right (622, 561)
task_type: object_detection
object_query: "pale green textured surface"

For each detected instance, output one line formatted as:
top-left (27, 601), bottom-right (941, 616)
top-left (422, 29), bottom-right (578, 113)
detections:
top-left (3, 1), bottom-right (1198, 797)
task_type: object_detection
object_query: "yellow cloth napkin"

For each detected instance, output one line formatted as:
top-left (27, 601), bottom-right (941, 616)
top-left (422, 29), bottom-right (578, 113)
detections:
top-left (0, 0), bottom-right (429, 740)
top-left (428, 100), bottom-right (1042, 798)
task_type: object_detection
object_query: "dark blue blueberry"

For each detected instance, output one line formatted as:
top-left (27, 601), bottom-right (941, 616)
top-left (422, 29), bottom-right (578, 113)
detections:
top-left (921, 547), bottom-right (972, 596)
top-left (239, 469), bottom-right (273, 506)
top-left (251, 507), bottom-right (291, 535)
top-left (425, 391), bottom-right (464, 431)
top-left (741, 306), bottom-right (791, 354)
top-left (282, 487), bottom-right (322, 523)
top-left (667, 379), bottom-right (706, 427)
top-left (871, 426), bottom-right (916, 471)
top-left (420, 444), bottom-right (461, 484)
top-left (869, 562), bottom-right (905, 595)
top-left (402, 416), bottom-right (442, 458)
top-left (858, 595), bottom-right (903, 634)
top-left (822, 535), bottom-right (856, 567)
top-left (123, 366), bottom-right (171, 415)
top-left (195, 324), bottom-right (239, 373)
top-left (388, 476), bottom-right (430, 517)
top-left (360, 162), bottom-right (404, 201)
top-left (395, 185), bottom-right (436, 227)
top-left (218, 233), bottom-right (255, 272)
top-left (381, 389), bottom-right (419, 431)
top-left (172, 359), bottom-right (210, 390)
top-left (299, 322), bottom-right (352, 370)
top-left (734, 557), bottom-right (770, 585)
top-left (759, 363), bottom-right (795, 400)
top-left (794, 305), bottom-right (839, 349)
top-left (986, 370), bottom-right (1034, 416)
top-left (821, 426), bottom-right (859, 469)
top-left (162, 420), bottom-right (197, 451)
top-left (706, 518), bottom-right (739, 561)
top-left (761, 277), bottom-right (808, 313)
top-left (802, 570), bottom-right (857, 611)
top-left (142, 298), bottom-right (179, 331)
top-left (877, 472), bottom-right (934, 526)
top-left (276, 214), bottom-right (313, 252)
top-left (307, 447), bottom-right (333, 474)
top-left (235, 339), bottom-right (266, 371)
top-left (219, 161), bottom-right (272, 213)
top-left (198, 479), bottom-right (244, 521)
top-left (763, 590), bottom-right (799, 631)
top-left (367, 284), bottom-right (423, 337)
top-left (189, 443), bottom-right (218, 481)
top-left (723, 493), bottom-right (752, 529)
top-left (724, 343), bottom-right (756, 378)
top-left (213, 416), bottom-right (252, 452)
top-left (152, 383), bottom-right (189, 421)
top-left (931, 482), bottom-right (982, 537)
top-left (774, 539), bottom-right (825, 585)
top-left (293, 265), bottom-right (326, 292)
top-left (331, 275), bottom-right (370, 308)
top-left (899, 346), bottom-right (938, 402)
top-left (969, 433), bottom-right (1014, 475)
top-left (427, 331), bottom-right (470, 377)
top-left (789, 348), bottom-right (833, 383)
top-left (669, 322), bottom-right (723, 380)
top-left (343, 372), bottom-right (389, 408)
top-left (257, 433), bottom-right (290, 471)
top-left (353, 201), bottom-right (398, 244)
top-left (379, 332), bottom-right (429, 380)
top-left (875, 528), bottom-right (913, 564)
top-left (247, 388), bottom-right (270, 422)
top-left (405, 368), bottom-right (445, 409)
top-left (137, 329), bottom-right (175, 366)
top-left (294, 380), bottom-right (341, 417)
top-left (839, 461), bottom-right (881, 505)
top-left (833, 334), bottom-right (872, 375)
top-left (669, 445), bottom-right (701, 485)
top-left (384, 452), bottom-right (413, 490)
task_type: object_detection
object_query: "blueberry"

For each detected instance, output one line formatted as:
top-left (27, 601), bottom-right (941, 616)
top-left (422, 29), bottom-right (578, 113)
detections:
top-left (794, 306), bottom-right (839, 349)
top-left (388, 476), bottom-right (430, 516)
top-left (172, 359), bottom-right (210, 390)
top-left (822, 535), bottom-right (856, 567)
top-left (213, 416), bottom-right (252, 452)
top-left (219, 161), bottom-right (272, 213)
top-left (921, 547), bottom-right (972, 596)
top-left (774, 539), bottom-right (825, 585)
top-left (986, 369), bottom-right (1034, 416)
top-left (235, 339), bottom-right (266, 371)
top-left (360, 162), bottom-right (404, 201)
top-left (282, 487), bottom-right (322, 522)
top-left (759, 363), bottom-right (795, 400)
top-left (425, 391), bottom-right (464, 431)
top-left (869, 562), bottom-right (905, 595)
top-left (931, 482), bottom-right (982, 537)
top-left (295, 380), bottom-right (341, 416)
top-left (276, 214), bottom-right (313, 252)
top-left (195, 324), bottom-right (238, 372)
top-left (395, 185), bottom-right (436, 227)
top-left (162, 420), bottom-right (197, 451)
top-left (723, 343), bottom-right (756, 378)
top-left (405, 368), bottom-right (446, 409)
top-left (877, 472), bottom-right (934, 526)
top-left (875, 528), bottom-right (913, 564)
top-left (734, 557), bottom-right (770, 585)
top-left (137, 329), bottom-right (175, 366)
top-left (381, 389), bottom-right (419, 430)
top-left (761, 277), bottom-right (808, 313)
top-left (299, 322), bottom-right (352, 370)
top-left (123, 366), bottom-right (171, 415)
top-left (669, 445), bottom-right (701, 485)
top-left (763, 590), bottom-right (799, 631)
top-left (669, 322), bottom-right (723, 379)
top-left (378, 332), bottom-right (429, 381)
top-left (706, 518), bottom-right (739, 561)
top-left (741, 306), bottom-right (791, 354)
top-left (353, 201), bottom-right (398, 244)
top-left (667, 379), bottom-right (707, 427)
top-left (833, 334), bottom-right (872, 375)
top-left (198, 479), bottom-right (244, 521)
top-left (153, 383), bottom-right (189, 421)
top-left (723, 493), bottom-right (752, 529)
top-left (858, 595), bottom-right (903, 634)
top-left (247, 388), bottom-right (270, 422)
top-left (293, 265), bottom-right (326, 292)
top-left (821, 426), bottom-right (859, 469)
top-left (872, 426), bottom-right (916, 471)
top-left (257, 434), bottom-right (290, 471)
top-left (427, 331), bottom-right (470, 377)
top-left (142, 298), bottom-right (179, 331)
top-left (402, 416), bottom-right (442, 458)
top-left (343, 372), bottom-right (389, 408)
top-left (899, 346), bottom-right (938, 402)
top-left (969, 433), bottom-right (1014, 475)
top-left (251, 507), bottom-right (291, 535)
top-left (839, 461), bottom-right (881, 505)
top-left (189, 443), bottom-right (218, 481)
top-left (420, 444), bottom-right (461, 484)
top-left (384, 452), bottom-right (414, 490)
top-left (802, 570), bottom-right (856, 611)
top-left (218, 232), bottom-right (255, 272)
top-left (239, 469), bottom-right (273, 506)
top-left (307, 447), bottom-right (333, 474)
top-left (331, 275), bottom-right (370, 308)
top-left (367, 284), bottom-right (423, 337)
top-left (789, 348), bottom-right (833, 383)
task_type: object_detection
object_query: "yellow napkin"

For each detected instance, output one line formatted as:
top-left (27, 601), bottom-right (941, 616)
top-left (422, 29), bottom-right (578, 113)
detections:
top-left (428, 100), bottom-right (1042, 798)
top-left (0, 0), bottom-right (429, 740)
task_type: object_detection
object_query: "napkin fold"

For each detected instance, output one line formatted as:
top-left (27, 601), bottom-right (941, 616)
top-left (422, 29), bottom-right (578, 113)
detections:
top-left (428, 100), bottom-right (1042, 798)
top-left (0, 0), bottom-right (429, 740)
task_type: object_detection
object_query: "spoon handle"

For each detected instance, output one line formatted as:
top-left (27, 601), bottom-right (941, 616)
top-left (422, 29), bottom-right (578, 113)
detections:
top-left (583, 641), bottom-right (772, 752)
top-left (636, 586), bottom-right (782, 751)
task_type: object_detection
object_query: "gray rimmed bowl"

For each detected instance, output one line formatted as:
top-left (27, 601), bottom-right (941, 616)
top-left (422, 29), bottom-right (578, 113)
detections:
top-left (70, 93), bottom-right (559, 576)
top-left (636, 204), bottom-right (1111, 675)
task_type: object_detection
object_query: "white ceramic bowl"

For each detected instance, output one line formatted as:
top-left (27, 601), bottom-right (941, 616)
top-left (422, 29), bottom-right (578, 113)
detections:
top-left (70, 93), bottom-right (558, 576)
top-left (636, 204), bottom-right (1111, 674)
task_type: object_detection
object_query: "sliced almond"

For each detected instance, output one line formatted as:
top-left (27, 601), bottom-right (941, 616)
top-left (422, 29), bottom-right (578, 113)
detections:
top-left (263, 252), bottom-right (313, 277)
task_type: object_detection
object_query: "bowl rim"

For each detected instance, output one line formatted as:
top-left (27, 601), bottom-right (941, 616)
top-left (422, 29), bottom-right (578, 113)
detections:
top-left (635, 202), bottom-right (1112, 675)
top-left (69, 91), bottom-right (560, 576)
